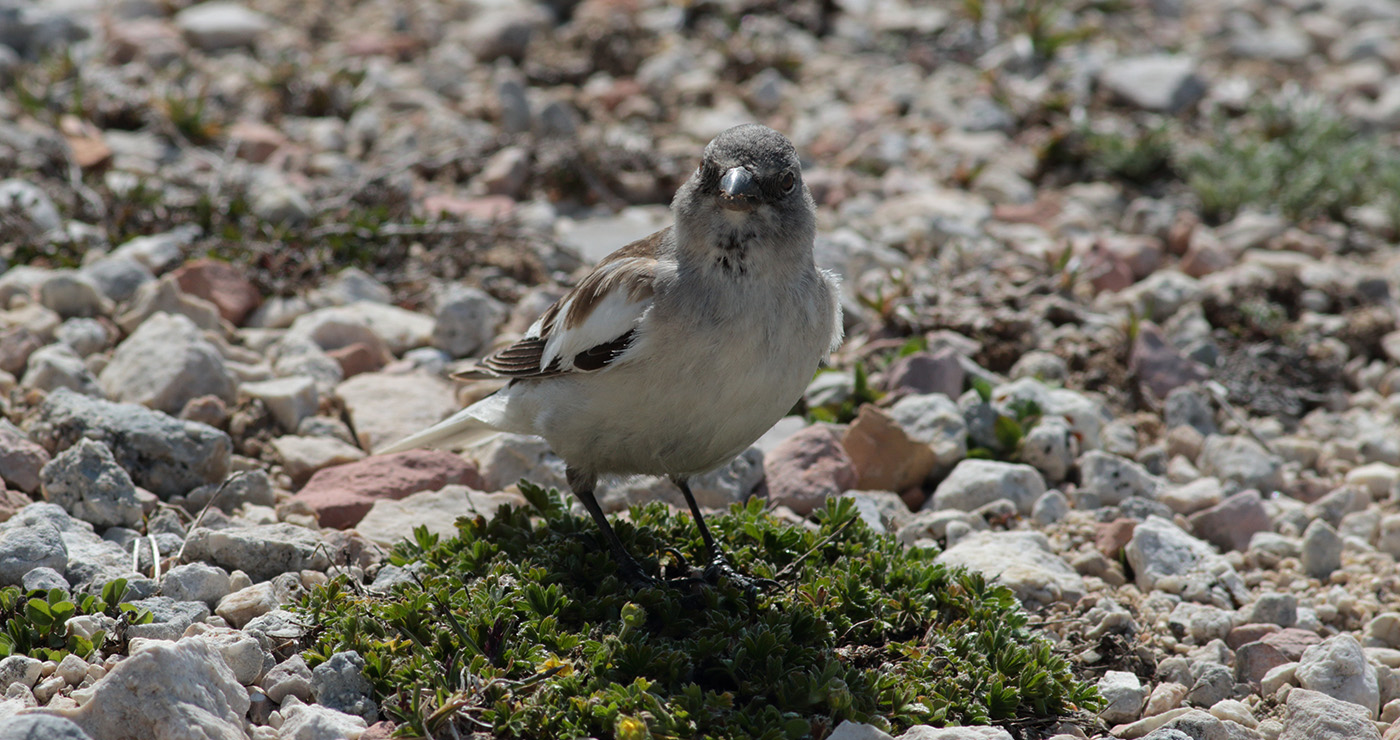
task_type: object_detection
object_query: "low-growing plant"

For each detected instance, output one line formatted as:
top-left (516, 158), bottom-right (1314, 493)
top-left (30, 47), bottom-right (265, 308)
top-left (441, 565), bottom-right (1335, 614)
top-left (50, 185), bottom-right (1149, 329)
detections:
top-left (966, 376), bottom-right (1044, 461)
top-left (806, 362), bottom-right (883, 424)
top-left (297, 486), bottom-right (1100, 738)
top-left (0, 578), bottom-right (154, 661)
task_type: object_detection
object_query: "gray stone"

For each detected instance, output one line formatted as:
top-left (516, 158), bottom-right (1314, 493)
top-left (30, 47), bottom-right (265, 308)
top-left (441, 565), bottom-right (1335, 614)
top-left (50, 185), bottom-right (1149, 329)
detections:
top-left (1277, 688), bottom-right (1381, 740)
top-left (688, 446), bottom-right (765, 510)
top-left (935, 530), bottom-right (1084, 609)
top-left (0, 520), bottom-right (66, 587)
top-left (1019, 417), bottom-right (1076, 483)
top-left (1243, 592), bottom-right (1297, 628)
top-left (1198, 435), bottom-right (1284, 493)
top-left (37, 271), bottom-right (110, 320)
top-left (174, 1), bottom-right (271, 50)
top-left (1301, 519), bottom-right (1343, 580)
top-left (251, 184), bottom-right (312, 226)
top-left (124, 596), bottom-right (211, 641)
top-left (311, 650), bottom-right (377, 724)
top-left (0, 179), bottom-right (60, 235)
top-left (54, 318), bottom-right (109, 358)
top-left (0, 715), bottom-right (93, 740)
top-left (39, 439), bottom-right (143, 529)
top-left (1030, 489), bottom-right (1070, 525)
top-left (1099, 54), bottom-right (1207, 112)
top-left (1125, 516), bottom-right (1248, 607)
top-left (99, 312), bottom-right (237, 415)
top-left (927, 459), bottom-right (1046, 515)
top-left (1295, 634), bottom-right (1379, 717)
top-left (1098, 669), bottom-right (1148, 724)
top-left (1185, 663), bottom-right (1235, 707)
top-left (0, 655), bottom-right (43, 691)
top-left (182, 523), bottom-right (332, 582)
top-left (81, 255), bottom-right (154, 304)
top-left (239, 376), bottom-right (318, 432)
top-left (184, 469), bottom-right (277, 514)
top-left (160, 562), bottom-right (233, 608)
top-left (1079, 450), bottom-right (1163, 505)
top-left (431, 285), bottom-right (507, 358)
top-left (887, 392), bottom-right (968, 474)
top-left (21, 566), bottom-right (68, 594)
top-left (1165, 385), bottom-right (1217, 437)
top-left (28, 388), bottom-right (232, 498)
top-left (19, 343), bottom-right (101, 396)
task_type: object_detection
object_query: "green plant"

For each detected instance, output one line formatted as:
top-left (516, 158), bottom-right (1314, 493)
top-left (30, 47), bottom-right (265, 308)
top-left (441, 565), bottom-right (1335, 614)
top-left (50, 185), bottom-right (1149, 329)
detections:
top-left (806, 363), bottom-right (883, 424)
top-left (967, 377), bottom-right (1043, 461)
top-left (0, 579), bottom-right (154, 661)
top-left (297, 487), bottom-right (1100, 738)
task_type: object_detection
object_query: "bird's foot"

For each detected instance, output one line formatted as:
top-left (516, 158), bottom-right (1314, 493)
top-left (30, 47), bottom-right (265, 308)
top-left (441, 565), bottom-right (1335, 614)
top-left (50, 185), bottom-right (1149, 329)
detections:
top-left (701, 557), bottom-right (779, 597)
top-left (615, 554), bottom-right (661, 589)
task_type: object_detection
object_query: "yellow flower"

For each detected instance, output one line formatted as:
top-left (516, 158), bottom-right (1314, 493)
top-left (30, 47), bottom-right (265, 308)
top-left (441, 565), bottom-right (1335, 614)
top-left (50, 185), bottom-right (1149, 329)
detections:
top-left (615, 714), bottom-right (651, 740)
top-left (538, 653), bottom-right (574, 677)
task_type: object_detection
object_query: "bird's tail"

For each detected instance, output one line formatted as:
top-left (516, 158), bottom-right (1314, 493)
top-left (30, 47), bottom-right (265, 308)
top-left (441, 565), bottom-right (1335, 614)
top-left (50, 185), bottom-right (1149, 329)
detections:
top-left (375, 406), bottom-right (501, 455)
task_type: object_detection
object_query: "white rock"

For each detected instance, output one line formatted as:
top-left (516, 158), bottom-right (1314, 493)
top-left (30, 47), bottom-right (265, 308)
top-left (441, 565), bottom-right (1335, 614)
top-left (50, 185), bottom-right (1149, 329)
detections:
top-left (927, 459), bottom-right (1046, 514)
top-left (1198, 435), bottom-right (1284, 493)
top-left (355, 485), bottom-right (526, 547)
top-left (1346, 462), bottom-right (1398, 499)
top-left (335, 371), bottom-right (457, 453)
top-left (0, 655), bottom-right (43, 691)
top-left (1078, 450), bottom-right (1163, 504)
top-left (296, 301), bottom-right (433, 356)
top-left (887, 393), bottom-right (968, 474)
top-left (184, 623), bottom-right (270, 685)
top-left (38, 272), bottom-right (111, 320)
top-left (278, 697), bottom-right (369, 740)
top-left (431, 285), bottom-right (506, 358)
top-left (1262, 662), bottom-right (1298, 697)
top-left (99, 312), bottom-right (237, 415)
top-left (271, 435), bottom-right (366, 486)
top-left (1098, 54), bottom-right (1207, 112)
top-left (1277, 688), bottom-right (1381, 739)
top-left (827, 720), bottom-right (894, 740)
top-left (472, 433), bottom-right (567, 492)
top-left (935, 530), bottom-right (1084, 609)
top-left (60, 637), bottom-right (249, 740)
top-left (1124, 515), bottom-right (1247, 607)
top-left (20, 343), bottom-right (102, 396)
top-left (215, 581), bottom-right (281, 629)
top-left (896, 726), bottom-right (1013, 739)
top-left (1295, 634), bottom-right (1379, 717)
top-left (39, 439), bottom-right (143, 529)
top-left (1018, 416), bottom-right (1076, 483)
top-left (1097, 670), bottom-right (1147, 724)
top-left (174, 1), bottom-right (272, 50)
top-left (240, 376), bottom-right (319, 431)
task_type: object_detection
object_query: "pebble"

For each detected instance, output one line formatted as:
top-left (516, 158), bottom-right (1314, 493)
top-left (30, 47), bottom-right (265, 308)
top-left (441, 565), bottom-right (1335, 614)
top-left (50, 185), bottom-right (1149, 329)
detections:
top-left (842, 405), bottom-right (937, 492)
top-left (1098, 670), bottom-right (1148, 724)
top-left (1295, 633), bottom-right (1379, 716)
top-left (311, 650), bottom-right (378, 723)
top-left (935, 531), bottom-right (1084, 609)
top-left (335, 371), bottom-right (458, 452)
top-left (39, 438), bottom-right (143, 530)
top-left (1198, 435), bottom-right (1285, 493)
top-left (291, 449), bottom-right (482, 528)
top-left (763, 425), bottom-right (858, 516)
top-left (1277, 688), bottom-right (1382, 739)
top-left (927, 459), bottom-right (1046, 515)
top-left (355, 485), bottom-right (524, 546)
top-left (1188, 489), bottom-right (1271, 552)
top-left (174, 1), bottom-right (272, 51)
top-left (1098, 54), bottom-right (1208, 113)
top-left (1300, 519), bottom-right (1343, 580)
top-left (430, 285), bottom-right (507, 358)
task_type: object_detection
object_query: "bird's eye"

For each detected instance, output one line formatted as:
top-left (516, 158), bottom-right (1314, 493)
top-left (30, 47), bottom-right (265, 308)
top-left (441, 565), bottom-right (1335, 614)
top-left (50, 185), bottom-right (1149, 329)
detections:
top-left (780, 172), bottom-right (796, 193)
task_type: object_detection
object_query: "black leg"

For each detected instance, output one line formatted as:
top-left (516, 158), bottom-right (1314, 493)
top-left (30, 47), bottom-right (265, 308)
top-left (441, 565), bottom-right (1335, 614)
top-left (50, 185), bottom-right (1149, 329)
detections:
top-left (672, 477), bottom-right (775, 593)
top-left (567, 467), bottom-right (654, 586)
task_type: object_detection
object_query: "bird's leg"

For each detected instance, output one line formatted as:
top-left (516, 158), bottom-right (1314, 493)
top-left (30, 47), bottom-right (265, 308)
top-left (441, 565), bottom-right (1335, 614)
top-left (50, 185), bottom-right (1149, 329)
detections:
top-left (566, 467), bottom-right (655, 586)
top-left (672, 477), bottom-right (776, 593)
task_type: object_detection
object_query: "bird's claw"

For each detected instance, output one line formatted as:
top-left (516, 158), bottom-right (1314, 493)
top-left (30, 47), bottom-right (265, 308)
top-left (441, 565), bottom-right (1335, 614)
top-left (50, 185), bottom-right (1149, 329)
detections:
top-left (702, 558), bottom-right (779, 596)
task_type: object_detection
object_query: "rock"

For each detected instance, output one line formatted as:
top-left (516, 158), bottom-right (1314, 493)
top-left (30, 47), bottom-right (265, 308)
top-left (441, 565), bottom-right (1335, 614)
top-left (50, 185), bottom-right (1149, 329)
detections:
top-left (1099, 670), bottom-right (1148, 724)
top-left (472, 434), bottom-right (568, 492)
top-left (1277, 688), bottom-right (1382, 740)
top-left (215, 581), bottom-right (282, 628)
top-left (827, 721), bottom-right (894, 740)
top-left (278, 696), bottom-right (370, 740)
top-left (1161, 477), bottom-right (1224, 516)
top-left (21, 566), bottom-right (66, 593)
top-left (184, 470), bottom-right (276, 513)
top-left (935, 531), bottom-right (1084, 609)
top-left (55, 317), bottom-right (109, 357)
top-left (37, 271), bottom-right (111, 319)
top-left (29, 389), bottom-right (232, 499)
top-left (0, 179), bottom-right (60, 234)
top-left (1198, 435), bottom-right (1284, 493)
top-left (184, 622), bottom-right (270, 685)
top-left (1188, 489), bottom-right (1271, 552)
top-left (117, 275), bottom-right (225, 335)
top-left (39, 439), bottom-right (143, 529)
top-left (335, 371), bottom-right (458, 453)
top-left (19, 343), bottom-right (101, 395)
top-left (292, 450), bottom-right (483, 529)
top-left (81, 255), bottom-right (154, 304)
top-left (1262, 629), bottom-right (1323, 662)
top-left (1019, 417), bottom-right (1076, 483)
top-left (477, 146), bottom-right (530, 197)
top-left (430, 285), bottom-right (506, 358)
top-left (0, 654), bottom-right (43, 691)
top-left (842, 405), bottom-right (937, 492)
top-left (763, 425), bottom-right (858, 515)
top-left (61, 638), bottom-right (249, 740)
top-left (171, 259), bottom-right (261, 326)
top-left (174, 1), bottom-right (271, 50)
top-left (1130, 323), bottom-right (1208, 400)
top-left (927, 459), bottom-right (1045, 515)
top-left (297, 302), bottom-right (433, 356)
top-left (1295, 634), bottom-right (1379, 716)
top-left (1079, 450), bottom-right (1163, 505)
top-left (886, 393), bottom-right (968, 474)
top-left (160, 562), bottom-right (232, 609)
top-left (1300, 519), bottom-right (1343, 580)
top-left (883, 349), bottom-right (965, 399)
top-left (1098, 54), bottom-right (1207, 112)
top-left (1236, 641), bottom-right (1290, 688)
top-left (272, 435), bottom-right (367, 488)
top-left (0, 519), bottom-right (67, 586)
top-left (1030, 489), bottom-right (1069, 525)
top-left (311, 650), bottom-right (377, 723)
top-left (0, 427), bottom-right (51, 494)
top-left (262, 655), bottom-right (313, 703)
top-left (241, 376), bottom-right (322, 433)
top-left (0, 715), bottom-right (93, 740)
top-left (251, 184), bottom-right (313, 226)
top-left (0, 327), bottom-right (42, 376)
top-left (1124, 515), bottom-right (1247, 607)
top-left (355, 484), bottom-right (525, 546)
top-left (124, 596), bottom-right (210, 641)
top-left (182, 523), bottom-right (332, 582)
top-left (1242, 592), bottom-right (1298, 628)
top-left (1185, 663), bottom-right (1235, 707)
top-left (896, 726), bottom-right (1012, 740)
top-left (686, 447), bottom-right (765, 510)
top-left (99, 312), bottom-right (237, 415)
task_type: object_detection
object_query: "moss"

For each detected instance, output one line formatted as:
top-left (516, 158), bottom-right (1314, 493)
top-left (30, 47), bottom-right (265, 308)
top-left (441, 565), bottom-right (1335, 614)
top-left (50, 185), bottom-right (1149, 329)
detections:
top-left (297, 486), bottom-right (1099, 738)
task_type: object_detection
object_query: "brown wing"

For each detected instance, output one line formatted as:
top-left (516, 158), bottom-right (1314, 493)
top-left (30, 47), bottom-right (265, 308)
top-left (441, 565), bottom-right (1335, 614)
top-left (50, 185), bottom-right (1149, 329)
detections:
top-left (469, 228), bottom-right (669, 380)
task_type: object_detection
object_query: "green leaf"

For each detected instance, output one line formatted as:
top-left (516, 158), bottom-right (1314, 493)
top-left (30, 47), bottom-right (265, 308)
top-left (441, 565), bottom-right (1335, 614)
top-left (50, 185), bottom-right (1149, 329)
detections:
top-left (25, 599), bottom-right (53, 627)
top-left (993, 415), bottom-right (1024, 452)
top-left (970, 376), bottom-right (993, 403)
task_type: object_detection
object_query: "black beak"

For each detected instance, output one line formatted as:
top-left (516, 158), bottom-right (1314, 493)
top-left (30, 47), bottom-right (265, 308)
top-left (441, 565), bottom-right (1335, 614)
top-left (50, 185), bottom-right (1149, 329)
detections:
top-left (718, 166), bottom-right (758, 212)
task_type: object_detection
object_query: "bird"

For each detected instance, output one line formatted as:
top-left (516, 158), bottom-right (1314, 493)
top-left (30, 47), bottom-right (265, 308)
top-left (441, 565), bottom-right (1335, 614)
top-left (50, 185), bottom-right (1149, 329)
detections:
top-left (378, 123), bottom-right (843, 586)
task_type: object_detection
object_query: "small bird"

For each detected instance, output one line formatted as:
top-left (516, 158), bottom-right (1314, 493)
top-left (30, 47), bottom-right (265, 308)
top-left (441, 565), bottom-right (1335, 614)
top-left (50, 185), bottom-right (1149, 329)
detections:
top-left (379, 124), bottom-right (843, 585)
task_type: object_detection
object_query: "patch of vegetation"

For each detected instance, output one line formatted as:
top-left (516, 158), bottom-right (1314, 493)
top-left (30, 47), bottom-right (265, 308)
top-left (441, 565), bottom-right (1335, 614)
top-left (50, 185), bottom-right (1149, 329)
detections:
top-left (966, 376), bottom-right (1044, 461)
top-left (805, 362), bottom-right (883, 424)
top-left (0, 579), bottom-right (154, 662)
top-left (1180, 100), bottom-right (1400, 225)
top-left (297, 487), bottom-right (1099, 739)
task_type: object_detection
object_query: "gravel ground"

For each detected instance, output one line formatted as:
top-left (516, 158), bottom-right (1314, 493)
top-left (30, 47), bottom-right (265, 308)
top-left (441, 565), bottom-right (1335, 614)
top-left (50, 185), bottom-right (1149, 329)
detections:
top-left (4, 0), bottom-right (1400, 739)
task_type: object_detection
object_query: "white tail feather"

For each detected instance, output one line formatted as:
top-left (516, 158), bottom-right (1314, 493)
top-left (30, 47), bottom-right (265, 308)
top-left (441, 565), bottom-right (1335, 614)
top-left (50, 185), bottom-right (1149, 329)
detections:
top-left (375, 409), bottom-right (501, 455)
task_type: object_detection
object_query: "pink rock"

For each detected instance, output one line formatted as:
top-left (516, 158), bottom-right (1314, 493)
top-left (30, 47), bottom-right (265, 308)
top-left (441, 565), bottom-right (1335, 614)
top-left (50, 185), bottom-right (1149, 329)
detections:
top-left (0, 486), bottom-right (33, 522)
top-left (1234, 641), bottom-right (1289, 688)
top-left (883, 348), bottom-right (964, 399)
top-left (226, 120), bottom-right (288, 164)
top-left (1130, 323), bottom-right (1207, 400)
top-left (0, 428), bottom-right (51, 494)
top-left (0, 327), bottom-right (43, 375)
top-left (763, 425), bottom-right (857, 516)
top-left (1261, 628), bottom-right (1322, 661)
top-left (292, 450), bottom-right (485, 529)
top-left (842, 405), bottom-right (936, 492)
top-left (1100, 233), bottom-right (1164, 279)
top-left (1085, 241), bottom-right (1136, 293)
top-left (1188, 489), bottom-right (1270, 552)
top-left (1227, 623), bottom-right (1282, 650)
top-left (172, 259), bottom-right (263, 326)
top-left (422, 194), bottom-right (515, 222)
top-left (1095, 518), bottom-right (1137, 558)
top-left (327, 342), bottom-right (389, 378)
top-left (1180, 227), bottom-right (1233, 277)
